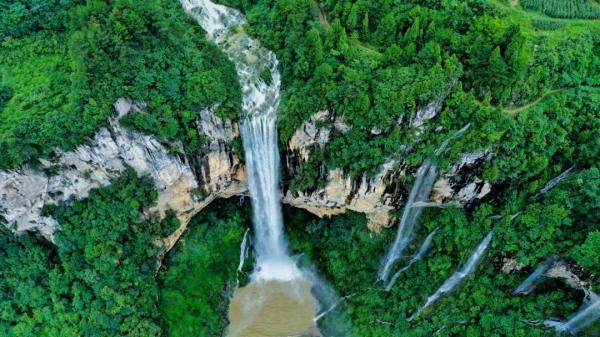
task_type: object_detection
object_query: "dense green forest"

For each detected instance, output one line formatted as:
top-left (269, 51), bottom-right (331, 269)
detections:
top-left (217, 0), bottom-right (599, 182)
top-left (1, 0), bottom-right (598, 336)
top-left (159, 201), bottom-right (249, 337)
top-left (0, 0), bottom-right (240, 169)
top-left (0, 170), bottom-right (178, 336)
top-left (521, 0), bottom-right (600, 19)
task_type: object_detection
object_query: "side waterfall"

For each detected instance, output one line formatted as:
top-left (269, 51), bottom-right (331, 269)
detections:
top-left (384, 229), bottom-right (437, 291)
top-left (544, 295), bottom-right (600, 335)
top-left (236, 229), bottom-right (250, 286)
top-left (379, 124), bottom-right (471, 283)
top-left (512, 255), bottom-right (559, 295)
top-left (181, 0), bottom-right (299, 280)
top-left (535, 166), bottom-right (575, 197)
top-left (408, 230), bottom-right (493, 321)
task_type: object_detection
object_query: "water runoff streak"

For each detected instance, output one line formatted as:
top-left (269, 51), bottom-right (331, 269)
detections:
top-left (181, 1), bottom-right (318, 335)
top-left (379, 124), bottom-right (471, 285)
top-left (408, 230), bottom-right (494, 321)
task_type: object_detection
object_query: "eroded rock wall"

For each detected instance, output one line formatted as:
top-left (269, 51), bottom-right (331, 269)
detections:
top-left (1, 103), bottom-right (491, 246)
top-left (0, 99), bottom-right (245, 248)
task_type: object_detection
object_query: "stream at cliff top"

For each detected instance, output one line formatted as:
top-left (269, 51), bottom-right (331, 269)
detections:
top-left (180, 0), bottom-right (319, 335)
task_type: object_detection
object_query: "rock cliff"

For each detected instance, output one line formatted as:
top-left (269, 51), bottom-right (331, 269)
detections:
top-left (282, 110), bottom-right (492, 231)
top-left (0, 102), bottom-right (491, 249)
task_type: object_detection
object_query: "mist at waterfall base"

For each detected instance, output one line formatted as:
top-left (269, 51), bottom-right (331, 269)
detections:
top-left (181, 1), bottom-right (351, 335)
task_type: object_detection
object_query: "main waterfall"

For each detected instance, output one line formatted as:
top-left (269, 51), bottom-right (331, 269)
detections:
top-left (180, 0), bottom-right (298, 280)
top-left (181, 1), bottom-right (318, 335)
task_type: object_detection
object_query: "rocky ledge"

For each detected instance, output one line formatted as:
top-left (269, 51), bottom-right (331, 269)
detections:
top-left (0, 100), bottom-right (491, 251)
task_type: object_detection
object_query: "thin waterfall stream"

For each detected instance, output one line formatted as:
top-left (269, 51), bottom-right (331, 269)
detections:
top-left (181, 1), bottom-right (318, 336)
top-left (379, 124), bottom-right (471, 285)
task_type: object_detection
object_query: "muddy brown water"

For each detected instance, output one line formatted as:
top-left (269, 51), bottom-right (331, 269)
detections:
top-left (227, 279), bottom-right (320, 337)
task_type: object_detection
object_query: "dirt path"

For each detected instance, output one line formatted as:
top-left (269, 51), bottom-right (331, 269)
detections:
top-left (504, 88), bottom-right (565, 114)
top-left (476, 85), bottom-right (599, 115)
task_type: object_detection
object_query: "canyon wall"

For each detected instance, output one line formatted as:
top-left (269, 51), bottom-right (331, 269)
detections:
top-left (0, 100), bottom-right (491, 248)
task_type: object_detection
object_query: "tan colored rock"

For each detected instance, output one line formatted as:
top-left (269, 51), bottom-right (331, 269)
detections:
top-left (288, 110), bottom-right (331, 161)
top-left (283, 162), bottom-right (400, 231)
top-left (1, 106), bottom-right (492, 254)
top-left (0, 100), bottom-right (245, 247)
top-left (501, 258), bottom-right (526, 273)
top-left (545, 261), bottom-right (592, 299)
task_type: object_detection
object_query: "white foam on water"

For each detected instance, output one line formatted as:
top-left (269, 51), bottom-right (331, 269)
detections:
top-left (181, 0), bottom-right (298, 282)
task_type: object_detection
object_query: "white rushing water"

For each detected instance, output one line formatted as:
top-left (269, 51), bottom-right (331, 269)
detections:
top-left (181, 0), bottom-right (299, 281)
top-left (535, 166), bottom-right (575, 197)
top-left (236, 229), bottom-right (251, 286)
top-left (512, 255), bottom-right (559, 296)
top-left (378, 159), bottom-right (438, 282)
top-left (408, 230), bottom-right (493, 321)
top-left (545, 295), bottom-right (600, 335)
top-left (385, 228), bottom-right (437, 291)
top-left (379, 124), bottom-right (471, 283)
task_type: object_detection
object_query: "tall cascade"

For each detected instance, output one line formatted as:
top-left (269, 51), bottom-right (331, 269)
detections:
top-left (181, 1), bottom-right (318, 336)
top-left (379, 124), bottom-right (471, 283)
top-left (181, 0), bottom-right (297, 280)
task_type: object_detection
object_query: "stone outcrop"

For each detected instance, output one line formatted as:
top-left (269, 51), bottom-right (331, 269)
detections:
top-left (502, 256), bottom-right (594, 300)
top-left (545, 260), bottom-right (593, 299)
top-left (0, 99), bottom-right (246, 249)
top-left (1, 104), bottom-right (491, 246)
top-left (283, 160), bottom-right (403, 231)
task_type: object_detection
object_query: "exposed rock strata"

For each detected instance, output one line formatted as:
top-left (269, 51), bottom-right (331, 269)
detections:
top-left (283, 116), bottom-right (492, 231)
top-left (0, 99), bottom-right (245, 249)
top-left (1, 106), bottom-right (491, 246)
top-left (502, 257), bottom-right (594, 300)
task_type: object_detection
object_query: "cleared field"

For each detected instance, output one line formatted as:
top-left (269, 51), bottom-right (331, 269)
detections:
top-left (521, 0), bottom-right (600, 19)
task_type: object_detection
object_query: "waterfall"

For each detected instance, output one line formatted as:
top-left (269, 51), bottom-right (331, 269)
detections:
top-left (379, 124), bottom-right (471, 282)
top-left (384, 229), bottom-right (437, 291)
top-left (512, 255), bottom-right (559, 295)
top-left (544, 295), bottom-right (600, 334)
top-left (536, 166), bottom-right (575, 197)
top-left (236, 229), bottom-right (250, 286)
top-left (410, 201), bottom-right (460, 209)
top-left (181, 0), bottom-right (298, 281)
top-left (378, 159), bottom-right (438, 282)
top-left (408, 230), bottom-right (493, 321)
top-left (242, 115), bottom-right (300, 279)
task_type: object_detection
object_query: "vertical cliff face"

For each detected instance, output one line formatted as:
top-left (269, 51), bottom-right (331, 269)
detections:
top-left (0, 99), bottom-right (246, 245)
top-left (0, 102), bottom-right (491, 245)
top-left (281, 110), bottom-right (492, 231)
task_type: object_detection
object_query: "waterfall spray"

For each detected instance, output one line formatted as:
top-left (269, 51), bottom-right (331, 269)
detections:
top-left (379, 124), bottom-right (470, 282)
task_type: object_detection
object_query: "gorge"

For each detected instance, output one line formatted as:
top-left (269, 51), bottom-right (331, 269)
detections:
top-left (0, 0), bottom-right (598, 336)
top-left (181, 0), bottom-right (318, 335)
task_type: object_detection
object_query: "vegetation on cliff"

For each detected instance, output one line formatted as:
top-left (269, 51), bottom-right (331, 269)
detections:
top-left (0, 0), bottom-right (598, 336)
top-left (0, 170), bottom-right (177, 336)
top-left (0, 0), bottom-right (241, 169)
